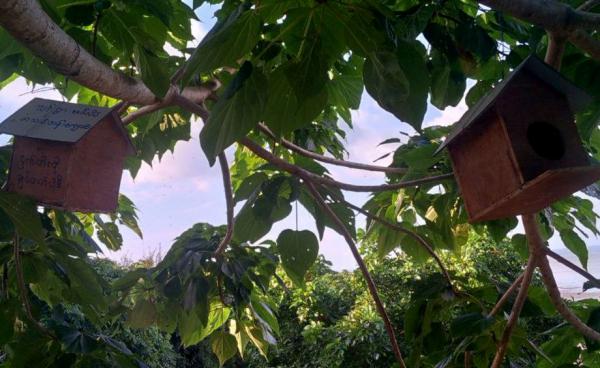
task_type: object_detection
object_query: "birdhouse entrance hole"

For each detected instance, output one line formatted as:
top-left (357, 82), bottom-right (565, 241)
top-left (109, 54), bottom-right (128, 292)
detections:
top-left (526, 121), bottom-right (565, 160)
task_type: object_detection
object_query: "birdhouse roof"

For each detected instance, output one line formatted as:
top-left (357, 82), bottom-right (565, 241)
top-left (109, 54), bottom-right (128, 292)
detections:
top-left (435, 55), bottom-right (592, 154)
top-left (0, 98), bottom-right (134, 152)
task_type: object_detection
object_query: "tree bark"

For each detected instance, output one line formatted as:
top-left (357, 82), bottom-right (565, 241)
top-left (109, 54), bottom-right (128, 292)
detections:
top-left (0, 0), bottom-right (157, 105)
top-left (478, 0), bottom-right (600, 32)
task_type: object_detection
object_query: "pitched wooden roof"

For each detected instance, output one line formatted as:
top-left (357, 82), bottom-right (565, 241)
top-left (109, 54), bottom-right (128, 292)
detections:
top-left (435, 55), bottom-right (591, 154)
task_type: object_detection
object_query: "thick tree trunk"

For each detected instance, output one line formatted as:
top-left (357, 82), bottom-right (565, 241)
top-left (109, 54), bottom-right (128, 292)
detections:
top-left (0, 0), bottom-right (157, 105)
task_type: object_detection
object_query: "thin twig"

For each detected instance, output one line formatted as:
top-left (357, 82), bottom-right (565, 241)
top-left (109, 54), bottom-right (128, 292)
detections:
top-left (214, 153), bottom-right (235, 256)
top-left (258, 123), bottom-right (408, 175)
top-left (13, 235), bottom-right (55, 338)
top-left (568, 29), bottom-right (600, 61)
top-left (122, 100), bottom-right (171, 125)
top-left (240, 137), bottom-right (453, 193)
top-left (491, 218), bottom-right (538, 368)
top-left (523, 214), bottom-right (600, 342)
top-left (578, 0), bottom-right (600, 11)
top-left (303, 180), bottom-right (406, 368)
top-left (488, 272), bottom-right (525, 318)
top-left (91, 11), bottom-right (102, 57)
top-left (333, 196), bottom-right (456, 292)
top-left (464, 351), bottom-right (472, 368)
top-left (545, 248), bottom-right (600, 290)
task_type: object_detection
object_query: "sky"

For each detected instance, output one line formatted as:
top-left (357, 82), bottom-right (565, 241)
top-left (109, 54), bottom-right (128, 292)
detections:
top-left (0, 2), bottom-right (599, 277)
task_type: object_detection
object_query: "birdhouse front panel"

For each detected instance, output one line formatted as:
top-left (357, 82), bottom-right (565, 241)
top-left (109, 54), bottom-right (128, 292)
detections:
top-left (440, 55), bottom-right (600, 223)
top-left (65, 115), bottom-right (130, 213)
top-left (495, 71), bottom-right (590, 181)
top-left (0, 98), bottom-right (134, 213)
top-left (448, 111), bottom-right (522, 219)
top-left (6, 137), bottom-right (73, 207)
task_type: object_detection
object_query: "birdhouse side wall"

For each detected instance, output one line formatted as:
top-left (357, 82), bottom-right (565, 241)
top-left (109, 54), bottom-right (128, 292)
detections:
top-left (495, 71), bottom-right (590, 181)
top-left (448, 111), bottom-right (523, 222)
top-left (65, 118), bottom-right (128, 213)
top-left (6, 137), bottom-right (72, 206)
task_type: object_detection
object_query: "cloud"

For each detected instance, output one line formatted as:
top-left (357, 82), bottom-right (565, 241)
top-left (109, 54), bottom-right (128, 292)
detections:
top-left (425, 99), bottom-right (468, 128)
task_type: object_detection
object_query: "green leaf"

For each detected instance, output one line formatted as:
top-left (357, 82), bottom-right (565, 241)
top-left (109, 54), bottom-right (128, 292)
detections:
top-left (182, 304), bottom-right (232, 345)
top-left (94, 215), bottom-right (123, 251)
top-left (133, 45), bottom-right (171, 97)
top-left (430, 51), bottom-right (466, 110)
top-left (233, 205), bottom-right (272, 243)
top-left (244, 324), bottom-right (270, 357)
top-left (511, 234), bottom-right (529, 260)
top-left (391, 41), bottom-right (429, 129)
top-left (211, 330), bottom-right (238, 367)
top-left (56, 326), bottom-right (99, 354)
top-left (112, 268), bottom-right (148, 291)
top-left (450, 313), bottom-right (493, 338)
top-left (65, 4), bottom-right (96, 26)
top-left (127, 299), bottom-right (157, 328)
top-left (200, 62), bottom-right (267, 165)
top-left (285, 37), bottom-right (329, 102)
top-left (327, 74), bottom-right (363, 111)
top-left (113, 194), bottom-right (143, 239)
top-left (192, 0), bottom-right (205, 10)
top-left (276, 229), bottom-right (319, 286)
top-left (364, 41), bottom-right (428, 130)
top-left (560, 229), bottom-right (589, 270)
top-left (250, 293), bottom-right (280, 335)
top-left (486, 217), bottom-right (518, 243)
top-left (183, 276), bottom-right (209, 312)
top-left (364, 51), bottom-right (408, 113)
top-left (179, 6), bottom-right (260, 84)
top-left (0, 192), bottom-right (44, 244)
top-left (376, 225), bottom-right (404, 258)
top-left (263, 67), bottom-right (327, 136)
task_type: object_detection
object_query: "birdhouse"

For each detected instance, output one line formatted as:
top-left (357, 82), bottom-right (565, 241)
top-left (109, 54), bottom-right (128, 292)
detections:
top-left (0, 98), bottom-right (135, 213)
top-left (437, 55), bottom-right (600, 223)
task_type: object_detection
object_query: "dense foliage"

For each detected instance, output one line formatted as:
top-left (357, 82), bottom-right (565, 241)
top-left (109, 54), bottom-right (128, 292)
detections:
top-left (1, 0), bottom-right (600, 366)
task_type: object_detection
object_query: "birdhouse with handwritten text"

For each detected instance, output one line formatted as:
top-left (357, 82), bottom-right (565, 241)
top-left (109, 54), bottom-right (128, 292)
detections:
top-left (0, 98), bottom-right (134, 213)
top-left (436, 55), bottom-right (600, 223)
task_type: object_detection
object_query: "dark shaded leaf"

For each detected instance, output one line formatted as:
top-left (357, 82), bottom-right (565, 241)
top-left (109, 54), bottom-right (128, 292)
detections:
top-left (276, 229), bottom-right (319, 286)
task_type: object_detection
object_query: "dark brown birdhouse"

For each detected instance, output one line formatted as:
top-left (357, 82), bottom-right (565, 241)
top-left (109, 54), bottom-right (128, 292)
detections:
top-left (0, 98), bottom-right (135, 213)
top-left (437, 55), bottom-right (600, 223)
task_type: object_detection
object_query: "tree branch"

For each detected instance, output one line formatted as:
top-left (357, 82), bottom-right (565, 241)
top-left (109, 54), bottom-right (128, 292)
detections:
top-left (545, 31), bottom-right (568, 69)
top-left (545, 248), bottom-right (600, 290)
top-left (488, 272), bottom-right (525, 317)
top-left (490, 232), bottom-right (537, 368)
top-left (522, 214), bottom-right (600, 342)
top-left (122, 83), bottom-right (220, 125)
top-left (257, 123), bottom-right (408, 175)
top-left (332, 195), bottom-right (456, 292)
top-left (579, 0), bottom-right (600, 11)
top-left (478, 0), bottom-right (600, 32)
top-left (0, 0), bottom-right (157, 105)
top-left (240, 138), bottom-right (453, 193)
top-left (303, 180), bottom-right (406, 368)
top-left (214, 153), bottom-right (235, 256)
top-left (568, 30), bottom-right (600, 61)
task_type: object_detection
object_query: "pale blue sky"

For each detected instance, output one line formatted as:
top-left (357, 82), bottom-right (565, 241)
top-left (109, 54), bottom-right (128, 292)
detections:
top-left (0, 2), bottom-right (598, 275)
